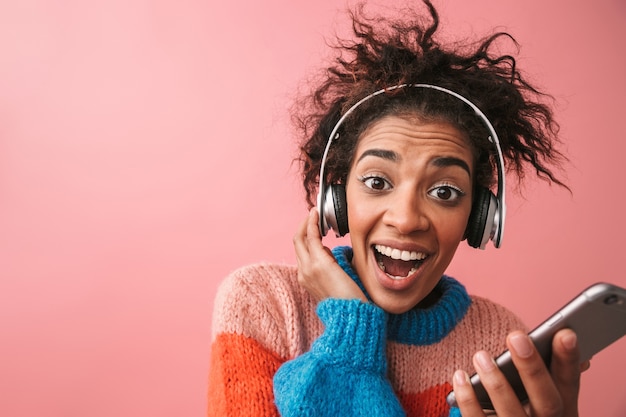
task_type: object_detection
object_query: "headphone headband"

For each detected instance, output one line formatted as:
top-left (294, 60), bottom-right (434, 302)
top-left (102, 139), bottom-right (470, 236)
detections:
top-left (317, 83), bottom-right (506, 249)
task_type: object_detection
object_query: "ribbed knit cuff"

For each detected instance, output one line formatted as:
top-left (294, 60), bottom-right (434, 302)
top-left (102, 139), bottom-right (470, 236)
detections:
top-left (449, 407), bottom-right (462, 417)
top-left (312, 298), bottom-right (388, 374)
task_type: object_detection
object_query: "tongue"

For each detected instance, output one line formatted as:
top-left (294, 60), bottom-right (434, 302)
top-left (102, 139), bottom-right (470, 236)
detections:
top-left (382, 257), bottom-right (415, 277)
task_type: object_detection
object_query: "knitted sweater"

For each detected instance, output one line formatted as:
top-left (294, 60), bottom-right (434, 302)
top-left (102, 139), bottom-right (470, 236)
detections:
top-left (208, 246), bottom-right (527, 417)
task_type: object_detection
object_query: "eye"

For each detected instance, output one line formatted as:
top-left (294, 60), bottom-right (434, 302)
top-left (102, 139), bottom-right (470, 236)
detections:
top-left (428, 184), bottom-right (465, 202)
top-left (360, 175), bottom-right (392, 191)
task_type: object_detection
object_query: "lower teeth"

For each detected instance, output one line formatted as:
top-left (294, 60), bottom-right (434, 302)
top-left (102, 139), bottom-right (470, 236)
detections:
top-left (378, 260), bottom-right (418, 280)
top-left (388, 267), bottom-right (417, 280)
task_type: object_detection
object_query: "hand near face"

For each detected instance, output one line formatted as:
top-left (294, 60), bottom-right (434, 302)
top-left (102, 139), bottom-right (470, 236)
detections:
top-left (293, 208), bottom-right (368, 303)
top-left (452, 328), bottom-right (587, 417)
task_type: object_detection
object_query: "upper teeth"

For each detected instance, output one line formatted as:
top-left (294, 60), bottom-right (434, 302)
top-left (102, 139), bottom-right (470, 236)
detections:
top-left (375, 244), bottom-right (426, 261)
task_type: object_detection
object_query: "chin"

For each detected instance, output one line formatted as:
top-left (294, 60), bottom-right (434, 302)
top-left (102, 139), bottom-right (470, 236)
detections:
top-left (368, 292), bottom-right (424, 314)
top-left (381, 304), bottom-right (414, 315)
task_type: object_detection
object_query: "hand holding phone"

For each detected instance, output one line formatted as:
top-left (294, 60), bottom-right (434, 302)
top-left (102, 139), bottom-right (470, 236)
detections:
top-left (446, 282), bottom-right (626, 410)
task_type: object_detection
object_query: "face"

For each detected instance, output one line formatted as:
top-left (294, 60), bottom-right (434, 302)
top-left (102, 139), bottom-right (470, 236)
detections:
top-left (345, 115), bottom-right (474, 314)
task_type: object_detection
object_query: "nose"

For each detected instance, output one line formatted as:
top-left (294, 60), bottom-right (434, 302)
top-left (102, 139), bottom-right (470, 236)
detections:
top-left (382, 187), bottom-right (431, 234)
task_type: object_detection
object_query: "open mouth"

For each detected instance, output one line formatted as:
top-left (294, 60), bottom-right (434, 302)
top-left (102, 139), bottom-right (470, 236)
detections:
top-left (373, 244), bottom-right (427, 280)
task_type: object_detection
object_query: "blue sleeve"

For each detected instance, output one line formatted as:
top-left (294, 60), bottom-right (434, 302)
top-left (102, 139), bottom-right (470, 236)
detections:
top-left (273, 298), bottom-right (405, 417)
top-left (449, 407), bottom-right (462, 417)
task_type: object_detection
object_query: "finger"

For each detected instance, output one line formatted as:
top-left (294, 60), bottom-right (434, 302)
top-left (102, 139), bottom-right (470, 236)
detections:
top-left (293, 211), bottom-right (322, 298)
top-left (507, 331), bottom-right (563, 417)
top-left (305, 207), bottom-right (323, 244)
top-left (580, 360), bottom-right (591, 373)
top-left (293, 209), bottom-right (316, 262)
top-left (549, 329), bottom-right (581, 416)
top-left (303, 209), bottom-right (335, 261)
top-left (293, 209), bottom-right (310, 242)
top-left (451, 369), bottom-right (488, 417)
top-left (472, 350), bottom-right (526, 416)
top-left (294, 210), bottom-right (324, 291)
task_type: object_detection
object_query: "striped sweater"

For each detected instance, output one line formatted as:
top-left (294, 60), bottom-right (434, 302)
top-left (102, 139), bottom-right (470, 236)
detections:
top-left (208, 246), bottom-right (526, 416)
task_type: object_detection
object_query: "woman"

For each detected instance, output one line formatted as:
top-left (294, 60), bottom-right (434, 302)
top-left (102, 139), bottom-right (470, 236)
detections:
top-left (208, 1), bottom-right (583, 416)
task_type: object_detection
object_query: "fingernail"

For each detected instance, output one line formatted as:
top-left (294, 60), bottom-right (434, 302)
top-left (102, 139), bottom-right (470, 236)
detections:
top-left (475, 351), bottom-right (496, 371)
top-left (562, 331), bottom-right (577, 350)
top-left (509, 333), bottom-right (533, 358)
top-left (454, 369), bottom-right (469, 386)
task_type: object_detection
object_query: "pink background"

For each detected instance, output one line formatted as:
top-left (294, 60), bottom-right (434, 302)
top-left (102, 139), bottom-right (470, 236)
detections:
top-left (1, 0), bottom-right (625, 416)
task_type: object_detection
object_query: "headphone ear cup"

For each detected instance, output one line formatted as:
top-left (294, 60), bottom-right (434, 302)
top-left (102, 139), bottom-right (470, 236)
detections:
top-left (466, 186), bottom-right (497, 249)
top-left (322, 184), bottom-right (349, 237)
top-left (330, 184), bottom-right (349, 236)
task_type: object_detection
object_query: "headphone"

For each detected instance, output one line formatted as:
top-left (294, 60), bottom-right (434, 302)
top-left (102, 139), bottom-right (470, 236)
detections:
top-left (317, 83), bottom-right (506, 250)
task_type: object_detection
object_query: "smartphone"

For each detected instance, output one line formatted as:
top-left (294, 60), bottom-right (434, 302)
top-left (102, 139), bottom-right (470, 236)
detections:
top-left (446, 282), bottom-right (626, 410)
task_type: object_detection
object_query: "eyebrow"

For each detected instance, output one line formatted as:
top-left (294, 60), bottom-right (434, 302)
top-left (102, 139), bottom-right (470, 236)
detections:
top-left (357, 149), bottom-right (471, 177)
top-left (432, 156), bottom-right (471, 177)
top-left (356, 148), bottom-right (398, 163)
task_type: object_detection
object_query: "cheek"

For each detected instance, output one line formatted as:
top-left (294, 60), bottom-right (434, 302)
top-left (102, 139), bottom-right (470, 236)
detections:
top-left (345, 186), bottom-right (383, 236)
top-left (424, 192), bottom-right (472, 241)
top-left (345, 183), bottom-right (362, 231)
top-left (436, 208), bottom-right (472, 244)
top-left (347, 203), bottom-right (373, 238)
top-left (448, 210), bottom-right (471, 232)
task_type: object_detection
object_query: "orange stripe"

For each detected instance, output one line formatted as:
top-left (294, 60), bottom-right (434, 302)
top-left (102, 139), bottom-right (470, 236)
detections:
top-left (397, 383), bottom-right (453, 417)
top-left (208, 333), bottom-right (284, 417)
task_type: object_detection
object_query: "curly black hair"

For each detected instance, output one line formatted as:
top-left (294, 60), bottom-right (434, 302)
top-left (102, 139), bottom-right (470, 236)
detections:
top-left (293, 0), bottom-right (568, 208)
